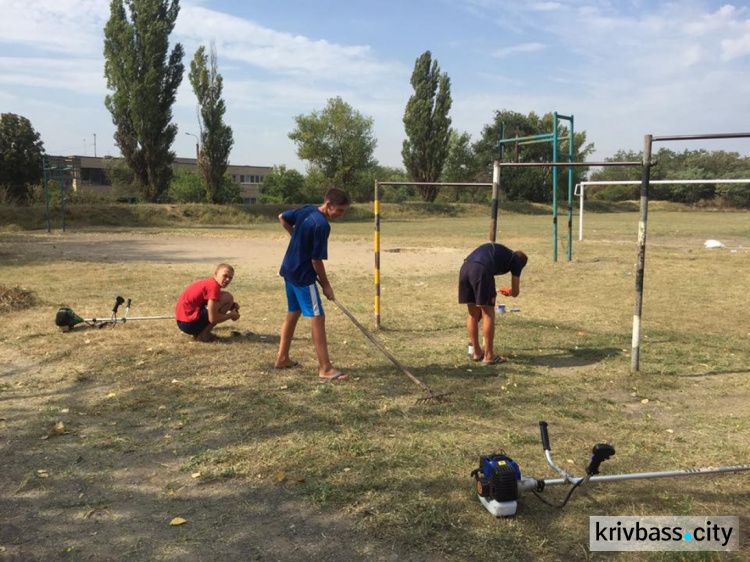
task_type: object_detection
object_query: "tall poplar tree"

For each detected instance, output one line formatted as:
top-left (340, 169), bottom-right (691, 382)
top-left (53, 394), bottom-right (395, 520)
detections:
top-left (189, 41), bottom-right (234, 204)
top-left (103, 0), bottom-right (184, 202)
top-left (401, 51), bottom-right (452, 202)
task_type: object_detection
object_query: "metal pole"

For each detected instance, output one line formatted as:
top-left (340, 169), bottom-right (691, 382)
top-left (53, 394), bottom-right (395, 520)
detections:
top-left (490, 161), bottom-right (499, 242)
top-left (374, 181), bottom-right (381, 329)
top-left (552, 113), bottom-right (558, 262)
top-left (567, 115), bottom-right (574, 261)
top-left (185, 132), bottom-right (200, 161)
top-left (43, 158), bottom-right (51, 233)
top-left (93, 133), bottom-right (97, 157)
top-left (578, 184), bottom-right (584, 241)
top-left (631, 134), bottom-right (653, 373)
top-left (59, 167), bottom-right (66, 233)
top-left (652, 132), bottom-right (750, 142)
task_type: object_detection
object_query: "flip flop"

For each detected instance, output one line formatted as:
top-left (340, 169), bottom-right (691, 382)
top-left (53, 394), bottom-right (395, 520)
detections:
top-left (319, 371), bottom-right (350, 382)
top-left (274, 361), bottom-right (299, 370)
top-left (482, 356), bottom-right (507, 365)
top-left (472, 354), bottom-right (485, 362)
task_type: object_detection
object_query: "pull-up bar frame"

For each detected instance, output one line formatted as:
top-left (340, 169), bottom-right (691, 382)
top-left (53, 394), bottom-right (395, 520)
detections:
top-left (497, 113), bottom-right (576, 261)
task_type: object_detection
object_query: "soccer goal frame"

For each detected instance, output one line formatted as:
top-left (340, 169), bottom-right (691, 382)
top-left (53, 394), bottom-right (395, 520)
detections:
top-left (631, 132), bottom-right (750, 372)
top-left (575, 179), bottom-right (750, 241)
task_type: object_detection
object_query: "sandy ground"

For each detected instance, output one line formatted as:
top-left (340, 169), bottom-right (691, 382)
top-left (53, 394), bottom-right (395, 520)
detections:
top-left (0, 231), bottom-right (464, 274)
top-left (0, 232), bottom-right (457, 562)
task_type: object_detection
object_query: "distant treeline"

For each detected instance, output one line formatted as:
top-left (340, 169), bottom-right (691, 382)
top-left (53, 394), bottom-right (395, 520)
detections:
top-left (588, 148), bottom-right (750, 208)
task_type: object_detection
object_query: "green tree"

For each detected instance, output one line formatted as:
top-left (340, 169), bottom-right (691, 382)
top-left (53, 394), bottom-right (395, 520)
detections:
top-left (0, 113), bottom-right (45, 202)
top-left (189, 41), bottom-right (234, 204)
top-left (401, 50), bottom-right (452, 202)
top-left (288, 97), bottom-right (377, 197)
top-left (473, 110), bottom-right (594, 203)
top-left (103, 0), bottom-right (184, 202)
top-left (440, 130), bottom-right (480, 202)
top-left (259, 165), bottom-right (306, 203)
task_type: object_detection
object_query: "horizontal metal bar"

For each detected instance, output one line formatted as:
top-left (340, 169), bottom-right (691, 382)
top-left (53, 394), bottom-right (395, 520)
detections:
top-left (555, 113), bottom-right (573, 121)
top-left (497, 161), bottom-right (642, 168)
top-left (579, 179), bottom-right (750, 186)
top-left (377, 181), bottom-right (493, 187)
top-left (515, 136), bottom-right (570, 147)
top-left (652, 132), bottom-right (750, 142)
top-left (498, 133), bottom-right (555, 145)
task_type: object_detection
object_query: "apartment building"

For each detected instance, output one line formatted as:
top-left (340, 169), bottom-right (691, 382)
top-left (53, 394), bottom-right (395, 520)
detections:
top-left (49, 155), bottom-right (271, 204)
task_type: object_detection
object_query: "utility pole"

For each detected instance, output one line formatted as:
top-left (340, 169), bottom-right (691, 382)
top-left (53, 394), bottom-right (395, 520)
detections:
top-left (93, 133), bottom-right (97, 157)
top-left (185, 132), bottom-right (200, 161)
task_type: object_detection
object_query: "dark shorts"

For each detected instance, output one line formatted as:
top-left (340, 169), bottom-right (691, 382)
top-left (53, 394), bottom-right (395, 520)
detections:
top-left (458, 260), bottom-right (496, 307)
top-left (176, 306), bottom-right (210, 336)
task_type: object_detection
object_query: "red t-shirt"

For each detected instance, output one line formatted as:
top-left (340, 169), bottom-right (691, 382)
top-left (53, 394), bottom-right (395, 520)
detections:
top-left (175, 277), bottom-right (221, 322)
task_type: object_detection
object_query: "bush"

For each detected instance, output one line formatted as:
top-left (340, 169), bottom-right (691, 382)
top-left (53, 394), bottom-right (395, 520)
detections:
top-left (0, 284), bottom-right (38, 313)
top-left (588, 184), bottom-right (639, 201)
top-left (168, 169), bottom-right (205, 203)
top-left (716, 184), bottom-right (750, 208)
top-left (215, 174), bottom-right (243, 204)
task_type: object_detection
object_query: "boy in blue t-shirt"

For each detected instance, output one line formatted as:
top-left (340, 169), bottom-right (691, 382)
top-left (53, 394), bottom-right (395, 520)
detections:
top-left (458, 243), bottom-right (528, 365)
top-left (275, 188), bottom-right (351, 381)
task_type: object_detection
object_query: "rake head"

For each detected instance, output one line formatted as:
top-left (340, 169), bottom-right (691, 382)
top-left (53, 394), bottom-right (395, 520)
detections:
top-left (414, 390), bottom-right (452, 405)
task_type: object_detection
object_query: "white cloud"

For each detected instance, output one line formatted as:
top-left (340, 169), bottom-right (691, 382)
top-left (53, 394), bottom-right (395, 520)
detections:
top-left (0, 0), bottom-right (108, 55)
top-left (491, 42), bottom-right (546, 58)
top-left (176, 6), bottom-right (406, 83)
top-left (0, 57), bottom-right (106, 94)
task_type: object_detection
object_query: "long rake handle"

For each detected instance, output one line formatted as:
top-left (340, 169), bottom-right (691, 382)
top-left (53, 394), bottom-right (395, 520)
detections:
top-left (331, 299), bottom-right (431, 393)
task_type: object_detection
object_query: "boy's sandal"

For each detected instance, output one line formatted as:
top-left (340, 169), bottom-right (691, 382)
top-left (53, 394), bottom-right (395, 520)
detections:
top-left (482, 356), bottom-right (507, 365)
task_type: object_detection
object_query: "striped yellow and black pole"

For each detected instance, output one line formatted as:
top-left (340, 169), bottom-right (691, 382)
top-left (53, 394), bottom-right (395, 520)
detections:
top-left (374, 180), bottom-right (381, 329)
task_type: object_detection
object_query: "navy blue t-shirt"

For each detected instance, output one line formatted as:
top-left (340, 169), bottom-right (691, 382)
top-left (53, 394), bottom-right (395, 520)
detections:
top-left (279, 205), bottom-right (331, 286)
top-left (465, 243), bottom-right (524, 277)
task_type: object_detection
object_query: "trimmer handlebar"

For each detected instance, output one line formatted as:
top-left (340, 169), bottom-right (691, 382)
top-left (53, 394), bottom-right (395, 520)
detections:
top-left (112, 296), bottom-right (125, 314)
top-left (539, 421), bottom-right (551, 451)
top-left (586, 443), bottom-right (616, 476)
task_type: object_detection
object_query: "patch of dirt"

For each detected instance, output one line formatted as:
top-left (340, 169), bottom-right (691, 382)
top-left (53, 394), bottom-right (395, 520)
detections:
top-left (0, 232), bottom-right (459, 561)
top-left (0, 231), bottom-right (464, 275)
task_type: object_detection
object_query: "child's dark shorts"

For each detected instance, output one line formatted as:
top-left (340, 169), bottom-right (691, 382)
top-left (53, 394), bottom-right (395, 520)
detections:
top-left (458, 260), bottom-right (497, 306)
top-left (177, 306), bottom-right (210, 336)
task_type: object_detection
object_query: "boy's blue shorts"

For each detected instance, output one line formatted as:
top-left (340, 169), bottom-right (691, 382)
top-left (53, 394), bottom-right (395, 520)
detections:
top-left (176, 306), bottom-right (210, 335)
top-left (285, 281), bottom-right (324, 317)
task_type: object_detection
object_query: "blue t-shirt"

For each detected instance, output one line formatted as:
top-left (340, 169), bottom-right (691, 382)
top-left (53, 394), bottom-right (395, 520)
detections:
top-left (465, 243), bottom-right (524, 277)
top-left (279, 205), bottom-right (331, 286)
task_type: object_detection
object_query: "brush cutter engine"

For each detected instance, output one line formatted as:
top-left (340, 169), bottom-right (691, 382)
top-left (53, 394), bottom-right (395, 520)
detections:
top-left (471, 453), bottom-right (523, 517)
top-left (55, 307), bottom-right (85, 331)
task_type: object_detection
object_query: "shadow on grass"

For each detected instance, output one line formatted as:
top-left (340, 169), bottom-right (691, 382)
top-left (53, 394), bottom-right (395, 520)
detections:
top-left (672, 368), bottom-right (750, 378)
top-left (514, 346), bottom-right (622, 369)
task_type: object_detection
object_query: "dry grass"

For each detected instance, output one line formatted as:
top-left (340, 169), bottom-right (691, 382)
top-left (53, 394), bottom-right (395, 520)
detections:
top-left (0, 209), bottom-right (748, 561)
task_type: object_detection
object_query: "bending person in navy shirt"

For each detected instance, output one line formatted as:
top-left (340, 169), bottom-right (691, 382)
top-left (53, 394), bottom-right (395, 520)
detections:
top-left (458, 243), bottom-right (528, 365)
top-left (275, 188), bottom-right (351, 381)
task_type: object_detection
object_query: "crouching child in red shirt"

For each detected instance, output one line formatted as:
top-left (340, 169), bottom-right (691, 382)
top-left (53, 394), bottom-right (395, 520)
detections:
top-left (175, 263), bottom-right (240, 342)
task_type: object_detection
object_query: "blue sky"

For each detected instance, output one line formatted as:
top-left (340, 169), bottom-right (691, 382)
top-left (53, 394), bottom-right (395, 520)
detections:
top-left (1, 0), bottom-right (749, 171)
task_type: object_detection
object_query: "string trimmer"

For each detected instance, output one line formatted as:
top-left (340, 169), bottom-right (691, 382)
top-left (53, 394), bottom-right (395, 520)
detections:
top-left (472, 421), bottom-right (750, 517)
top-left (331, 298), bottom-right (450, 405)
top-left (55, 296), bottom-right (173, 332)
